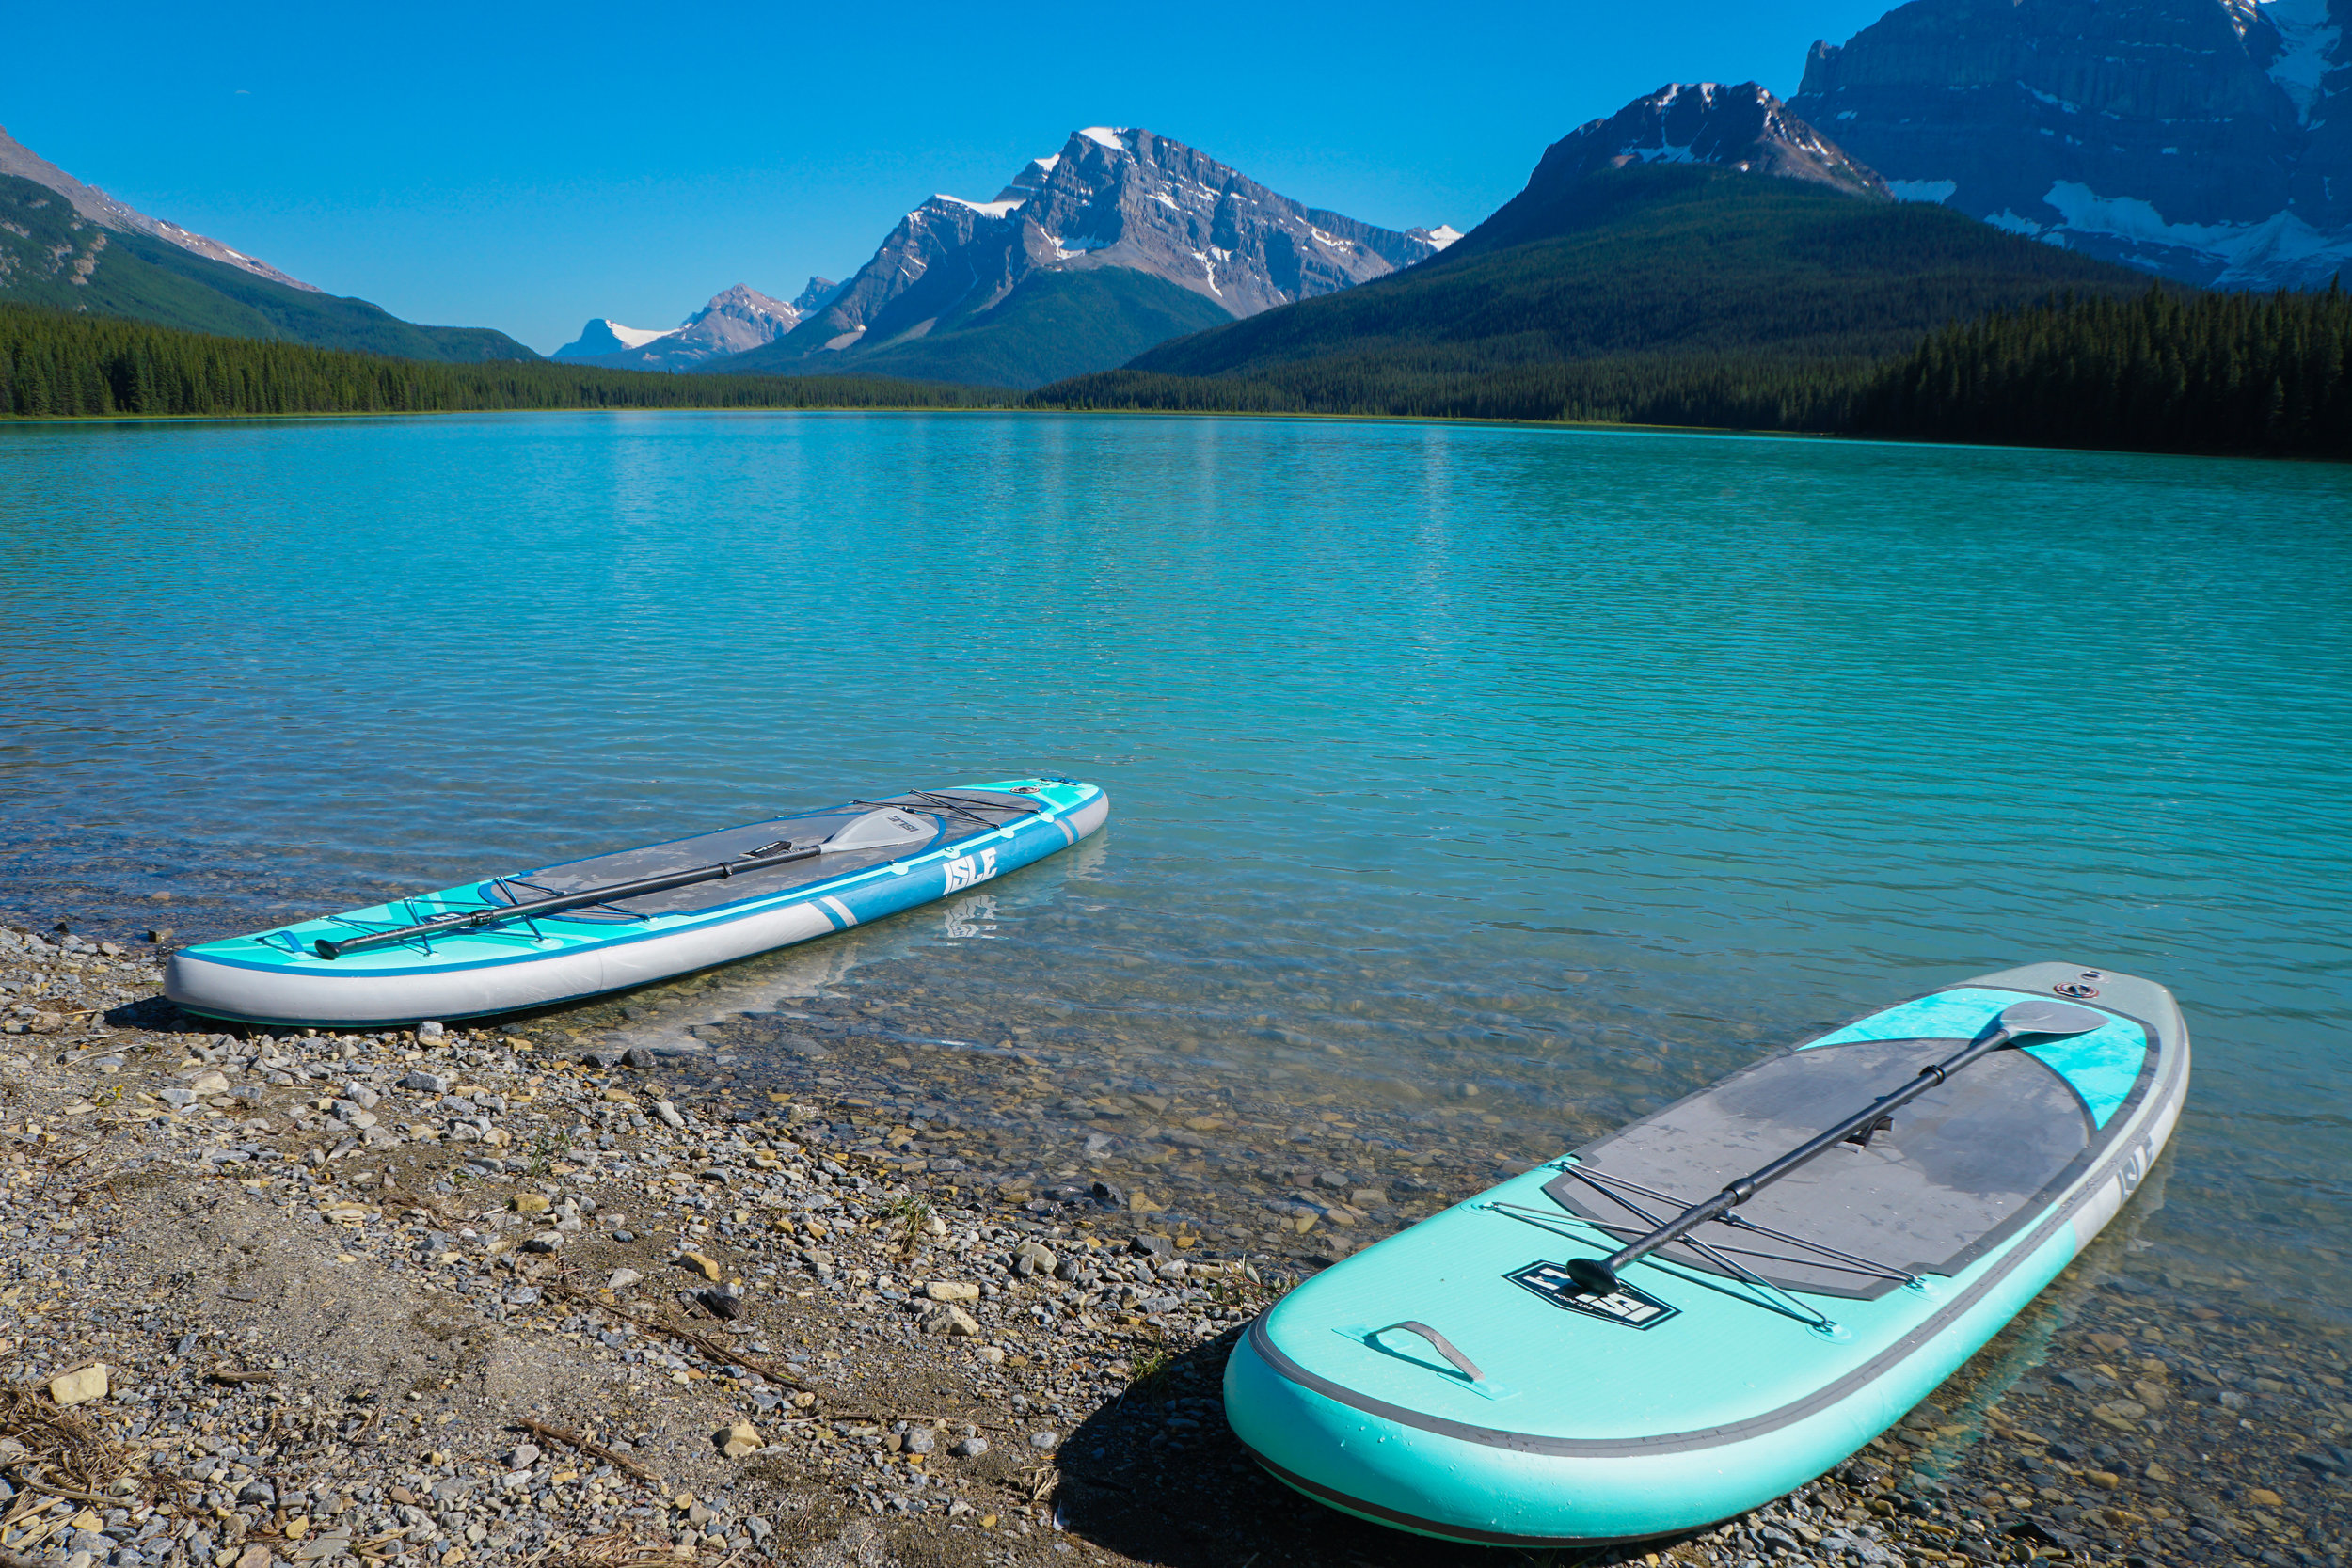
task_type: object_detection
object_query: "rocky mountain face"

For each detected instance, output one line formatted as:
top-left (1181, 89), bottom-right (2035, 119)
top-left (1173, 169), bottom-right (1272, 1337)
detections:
top-left (1789, 0), bottom-right (2352, 288)
top-left (789, 276), bottom-right (843, 315)
top-left (1530, 82), bottom-right (1886, 198)
top-left (739, 126), bottom-right (1454, 381)
top-left (1465, 83), bottom-right (1887, 252)
top-left (0, 124), bottom-right (317, 292)
top-left (555, 285), bottom-right (801, 371)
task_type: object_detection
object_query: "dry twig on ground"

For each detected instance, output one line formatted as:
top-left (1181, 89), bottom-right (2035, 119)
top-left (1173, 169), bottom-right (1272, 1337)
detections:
top-left (515, 1419), bottom-right (662, 1485)
top-left (542, 1278), bottom-right (814, 1391)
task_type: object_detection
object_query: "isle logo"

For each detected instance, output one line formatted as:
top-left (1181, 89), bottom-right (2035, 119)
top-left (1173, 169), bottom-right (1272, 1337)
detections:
top-left (1508, 1260), bottom-right (1680, 1330)
top-left (943, 847), bottom-right (1000, 892)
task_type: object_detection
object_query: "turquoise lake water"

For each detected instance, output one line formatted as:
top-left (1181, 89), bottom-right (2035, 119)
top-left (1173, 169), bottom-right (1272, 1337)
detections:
top-left (2, 410), bottom-right (2347, 1321)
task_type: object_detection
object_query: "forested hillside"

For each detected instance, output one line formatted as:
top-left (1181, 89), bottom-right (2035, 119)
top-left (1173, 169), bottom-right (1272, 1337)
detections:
top-left (1048, 285), bottom-right (2352, 459)
top-left (0, 174), bottom-right (535, 362)
top-left (0, 305), bottom-right (1007, 419)
top-left (1108, 167), bottom-right (2150, 384)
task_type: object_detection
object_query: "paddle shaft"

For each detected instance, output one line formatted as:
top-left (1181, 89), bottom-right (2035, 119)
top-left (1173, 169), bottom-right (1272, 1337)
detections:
top-left (1568, 1021), bottom-right (2034, 1294)
top-left (312, 843), bottom-right (823, 959)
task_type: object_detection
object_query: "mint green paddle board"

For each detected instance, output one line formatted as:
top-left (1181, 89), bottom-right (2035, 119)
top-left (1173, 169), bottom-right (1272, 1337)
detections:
top-left (1225, 962), bottom-right (2187, 1544)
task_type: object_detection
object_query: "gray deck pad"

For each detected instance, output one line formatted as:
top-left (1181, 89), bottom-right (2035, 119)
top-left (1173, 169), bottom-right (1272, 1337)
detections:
top-left (483, 791), bottom-right (1038, 920)
top-left (1542, 1037), bottom-right (2093, 1299)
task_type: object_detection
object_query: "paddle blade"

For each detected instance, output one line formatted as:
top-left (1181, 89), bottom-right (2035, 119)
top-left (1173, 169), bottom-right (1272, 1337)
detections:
top-left (822, 808), bottom-right (932, 854)
top-left (1978, 999), bottom-right (2106, 1044)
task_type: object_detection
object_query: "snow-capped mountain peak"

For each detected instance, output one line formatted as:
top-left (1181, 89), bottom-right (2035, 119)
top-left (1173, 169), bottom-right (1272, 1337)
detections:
top-left (790, 125), bottom-right (1456, 351)
top-left (551, 285), bottom-right (799, 368)
top-left (1530, 82), bottom-right (1890, 199)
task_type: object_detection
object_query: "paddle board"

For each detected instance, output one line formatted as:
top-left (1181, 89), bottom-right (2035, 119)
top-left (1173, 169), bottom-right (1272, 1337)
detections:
top-left (1225, 962), bottom-right (2188, 1544)
top-left (166, 778), bottom-right (1107, 1027)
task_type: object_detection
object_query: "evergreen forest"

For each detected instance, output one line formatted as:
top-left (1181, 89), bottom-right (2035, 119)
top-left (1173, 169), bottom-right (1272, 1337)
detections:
top-left (0, 304), bottom-right (1005, 419)
top-left (1052, 288), bottom-right (2352, 461)
top-left (1854, 287), bottom-right (2352, 457)
top-left (6, 288), bottom-right (2348, 461)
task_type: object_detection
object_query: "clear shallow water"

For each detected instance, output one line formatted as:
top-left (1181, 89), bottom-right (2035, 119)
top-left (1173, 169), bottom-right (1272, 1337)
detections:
top-left (3, 410), bottom-right (2348, 1318)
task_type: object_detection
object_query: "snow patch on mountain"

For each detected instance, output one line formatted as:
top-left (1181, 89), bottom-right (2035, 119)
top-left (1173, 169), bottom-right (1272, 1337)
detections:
top-left (2030, 180), bottom-right (2352, 284)
top-left (2262, 0), bottom-right (2341, 122)
top-left (1887, 179), bottom-right (1960, 204)
top-left (939, 194), bottom-right (1024, 218)
top-left (552, 319), bottom-right (675, 358)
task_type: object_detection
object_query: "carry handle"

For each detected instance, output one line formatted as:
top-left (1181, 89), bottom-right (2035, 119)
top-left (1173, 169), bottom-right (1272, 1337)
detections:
top-left (1370, 1320), bottom-right (1484, 1384)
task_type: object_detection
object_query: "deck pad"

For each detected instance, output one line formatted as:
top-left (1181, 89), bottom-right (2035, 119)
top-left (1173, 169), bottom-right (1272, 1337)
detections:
top-left (1547, 1032), bottom-right (2118, 1297)
top-left (485, 791), bottom-right (1037, 919)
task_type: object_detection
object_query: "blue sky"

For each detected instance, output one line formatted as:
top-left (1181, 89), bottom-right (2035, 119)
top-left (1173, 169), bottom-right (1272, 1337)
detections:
top-left (8, 0), bottom-right (1898, 354)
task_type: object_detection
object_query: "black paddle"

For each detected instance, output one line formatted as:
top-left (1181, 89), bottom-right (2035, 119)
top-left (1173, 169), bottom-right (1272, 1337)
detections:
top-left (1564, 998), bottom-right (2108, 1298)
top-left (311, 840), bottom-right (824, 959)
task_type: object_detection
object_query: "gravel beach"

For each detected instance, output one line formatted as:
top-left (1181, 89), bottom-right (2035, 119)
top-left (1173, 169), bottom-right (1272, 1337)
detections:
top-left (3, 924), bottom-right (2346, 1568)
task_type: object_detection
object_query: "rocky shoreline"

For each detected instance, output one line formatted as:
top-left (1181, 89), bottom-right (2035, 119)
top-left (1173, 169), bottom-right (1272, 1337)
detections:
top-left (3, 923), bottom-right (2346, 1568)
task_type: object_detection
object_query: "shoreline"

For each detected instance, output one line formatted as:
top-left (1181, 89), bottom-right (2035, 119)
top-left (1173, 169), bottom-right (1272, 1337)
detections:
top-left (3, 925), bottom-right (2345, 1568)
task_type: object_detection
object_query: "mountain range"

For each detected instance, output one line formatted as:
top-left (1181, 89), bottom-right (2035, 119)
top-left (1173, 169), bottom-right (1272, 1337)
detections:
top-left (0, 126), bottom-right (532, 362)
top-left (690, 127), bottom-right (1455, 388)
top-left (1057, 81), bottom-right (2154, 422)
top-left (551, 278), bottom-right (843, 370)
top-left (10, 0), bottom-right (2352, 398)
top-left (1789, 0), bottom-right (2352, 288)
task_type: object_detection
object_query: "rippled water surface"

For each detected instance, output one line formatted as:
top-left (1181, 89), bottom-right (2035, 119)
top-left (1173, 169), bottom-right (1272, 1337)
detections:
top-left (3, 410), bottom-right (2347, 1318)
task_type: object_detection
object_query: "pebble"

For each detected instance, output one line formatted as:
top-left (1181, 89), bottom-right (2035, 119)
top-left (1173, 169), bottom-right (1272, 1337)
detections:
top-left (921, 1303), bottom-right (983, 1337)
top-left (47, 1363), bottom-right (108, 1405)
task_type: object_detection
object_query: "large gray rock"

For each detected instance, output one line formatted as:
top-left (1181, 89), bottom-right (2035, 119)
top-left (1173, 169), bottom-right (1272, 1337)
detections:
top-left (1789, 0), bottom-right (2352, 288)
